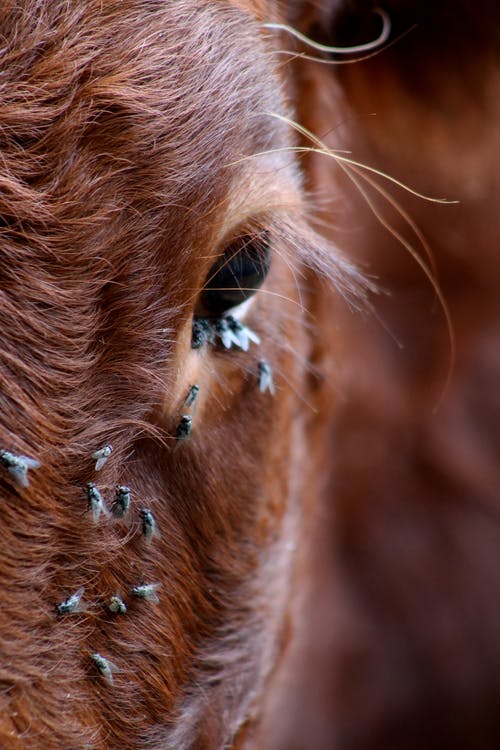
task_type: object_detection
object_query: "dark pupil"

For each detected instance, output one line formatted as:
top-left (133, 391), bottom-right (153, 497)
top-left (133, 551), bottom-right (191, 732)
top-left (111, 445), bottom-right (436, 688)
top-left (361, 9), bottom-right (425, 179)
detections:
top-left (199, 232), bottom-right (271, 315)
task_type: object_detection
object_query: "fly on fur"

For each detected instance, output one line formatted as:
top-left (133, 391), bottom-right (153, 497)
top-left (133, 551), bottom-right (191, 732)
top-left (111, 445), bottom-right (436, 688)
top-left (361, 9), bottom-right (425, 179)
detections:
top-left (192, 315), bottom-right (259, 352)
top-left (57, 587), bottom-right (86, 615)
top-left (258, 360), bottom-right (275, 395)
top-left (139, 508), bottom-right (158, 540)
top-left (183, 384), bottom-right (199, 410)
top-left (215, 317), bottom-right (240, 349)
top-left (112, 485), bottom-right (131, 519)
top-left (175, 414), bottom-right (192, 442)
top-left (92, 443), bottom-right (113, 471)
top-left (191, 318), bottom-right (216, 349)
top-left (108, 594), bottom-right (127, 615)
top-left (91, 653), bottom-right (119, 685)
top-left (85, 483), bottom-right (109, 523)
top-left (0, 450), bottom-right (41, 488)
top-left (130, 582), bottom-right (161, 604)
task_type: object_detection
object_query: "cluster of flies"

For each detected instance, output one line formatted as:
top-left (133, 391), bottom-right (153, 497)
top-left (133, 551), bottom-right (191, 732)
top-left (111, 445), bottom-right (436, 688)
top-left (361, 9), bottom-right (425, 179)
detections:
top-left (0, 443), bottom-right (162, 685)
top-left (56, 580), bottom-right (160, 684)
top-left (191, 313), bottom-right (261, 352)
top-left (85, 482), bottom-right (156, 541)
top-left (58, 580), bottom-right (161, 684)
top-left (0, 315), bottom-right (274, 487)
top-left (86, 447), bottom-right (157, 537)
top-left (60, 443), bottom-right (161, 684)
top-left (0, 314), bottom-right (275, 685)
top-left (177, 314), bottom-right (274, 440)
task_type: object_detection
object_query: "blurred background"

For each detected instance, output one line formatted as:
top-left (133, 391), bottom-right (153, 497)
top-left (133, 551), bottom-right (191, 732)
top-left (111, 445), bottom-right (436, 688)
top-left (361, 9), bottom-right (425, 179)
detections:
top-left (260, 2), bottom-right (500, 748)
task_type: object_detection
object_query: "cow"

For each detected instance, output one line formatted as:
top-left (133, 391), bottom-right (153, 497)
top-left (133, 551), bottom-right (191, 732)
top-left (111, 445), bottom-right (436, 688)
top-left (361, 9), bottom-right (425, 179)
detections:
top-left (0, 1), bottom-right (498, 749)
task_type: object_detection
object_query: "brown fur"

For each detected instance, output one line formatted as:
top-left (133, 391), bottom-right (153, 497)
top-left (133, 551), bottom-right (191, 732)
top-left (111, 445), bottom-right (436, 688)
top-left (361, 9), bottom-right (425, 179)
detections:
top-left (0, 1), bottom-right (498, 749)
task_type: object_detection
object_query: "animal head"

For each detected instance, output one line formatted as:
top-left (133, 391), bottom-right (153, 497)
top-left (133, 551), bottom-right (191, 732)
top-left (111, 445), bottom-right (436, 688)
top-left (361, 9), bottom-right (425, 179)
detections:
top-left (0, 2), bottom-right (362, 747)
top-left (1, 1), bottom-right (499, 749)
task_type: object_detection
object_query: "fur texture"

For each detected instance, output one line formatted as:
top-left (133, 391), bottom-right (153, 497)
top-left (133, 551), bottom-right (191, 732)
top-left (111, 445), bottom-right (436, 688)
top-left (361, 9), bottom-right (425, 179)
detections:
top-left (0, 2), bottom-right (353, 747)
top-left (0, 1), bottom-right (498, 749)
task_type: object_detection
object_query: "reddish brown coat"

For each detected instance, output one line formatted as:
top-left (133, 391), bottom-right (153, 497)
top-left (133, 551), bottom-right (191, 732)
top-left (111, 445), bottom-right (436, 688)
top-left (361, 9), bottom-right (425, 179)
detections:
top-left (0, 1), bottom-right (498, 749)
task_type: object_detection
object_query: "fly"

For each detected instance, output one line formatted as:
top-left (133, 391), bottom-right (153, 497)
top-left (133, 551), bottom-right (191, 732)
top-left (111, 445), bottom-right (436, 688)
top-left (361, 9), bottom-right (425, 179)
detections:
top-left (91, 653), bottom-right (119, 685)
top-left (108, 594), bottom-right (127, 615)
top-left (112, 485), bottom-right (131, 519)
top-left (130, 582), bottom-right (161, 604)
top-left (139, 508), bottom-right (158, 540)
top-left (183, 384), bottom-right (199, 409)
top-left (85, 483), bottom-right (109, 523)
top-left (258, 360), bottom-right (275, 395)
top-left (92, 444), bottom-right (113, 471)
top-left (0, 450), bottom-right (40, 488)
top-left (57, 587), bottom-right (85, 615)
top-left (175, 415), bottom-right (192, 442)
top-left (226, 315), bottom-right (260, 351)
top-left (192, 318), bottom-right (216, 349)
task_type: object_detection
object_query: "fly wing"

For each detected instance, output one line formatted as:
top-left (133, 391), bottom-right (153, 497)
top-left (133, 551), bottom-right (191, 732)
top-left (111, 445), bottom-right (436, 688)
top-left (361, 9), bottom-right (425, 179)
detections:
top-left (94, 456), bottom-right (108, 471)
top-left (8, 457), bottom-right (41, 487)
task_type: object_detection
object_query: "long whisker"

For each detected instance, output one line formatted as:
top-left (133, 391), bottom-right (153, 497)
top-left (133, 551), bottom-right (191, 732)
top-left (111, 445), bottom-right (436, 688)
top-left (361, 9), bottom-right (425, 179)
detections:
top-left (263, 8), bottom-right (391, 55)
top-left (260, 113), bottom-right (455, 403)
top-left (336, 159), bottom-right (455, 409)
top-left (271, 244), bottom-right (306, 312)
top-left (254, 113), bottom-right (460, 204)
top-left (231, 142), bottom-right (457, 203)
top-left (347, 162), bottom-right (439, 280)
top-left (265, 13), bottom-right (418, 68)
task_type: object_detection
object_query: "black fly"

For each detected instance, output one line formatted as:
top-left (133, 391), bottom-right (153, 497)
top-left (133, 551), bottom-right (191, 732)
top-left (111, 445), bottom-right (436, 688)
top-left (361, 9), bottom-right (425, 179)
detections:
top-left (112, 485), bottom-right (131, 519)
top-left (175, 415), bottom-right (192, 442)
top-left (85, 483), bottom-right (109, 523)
top-left (139, 508), bottom-right (158, 540)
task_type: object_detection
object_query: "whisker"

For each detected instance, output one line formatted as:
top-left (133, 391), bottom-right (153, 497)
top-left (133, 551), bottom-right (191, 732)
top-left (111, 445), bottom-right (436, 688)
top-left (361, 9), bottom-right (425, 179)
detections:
top-left (347, 162), bottom-right (439, 280)
top-left (234, 141), bottom-right (457, 206)
top-left (272, 243), bottom-right (307, 312)
top-left (336, 159), bottom-right (455, 410)
top-left (265, 14), bottom-right (418, 68)
top-left (366, 301), bottom-right (406, 351)
top-left (246, 112), bottom-right (456, 405)
top-left (247, 112), bottom-right (459, 205)
top-left (263, 8), bottom-right (391, 56)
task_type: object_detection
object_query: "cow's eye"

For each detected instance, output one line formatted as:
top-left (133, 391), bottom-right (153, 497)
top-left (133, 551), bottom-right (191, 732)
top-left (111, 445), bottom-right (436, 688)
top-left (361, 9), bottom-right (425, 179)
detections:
top-left (198, 231), bottom-right (271, 316)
